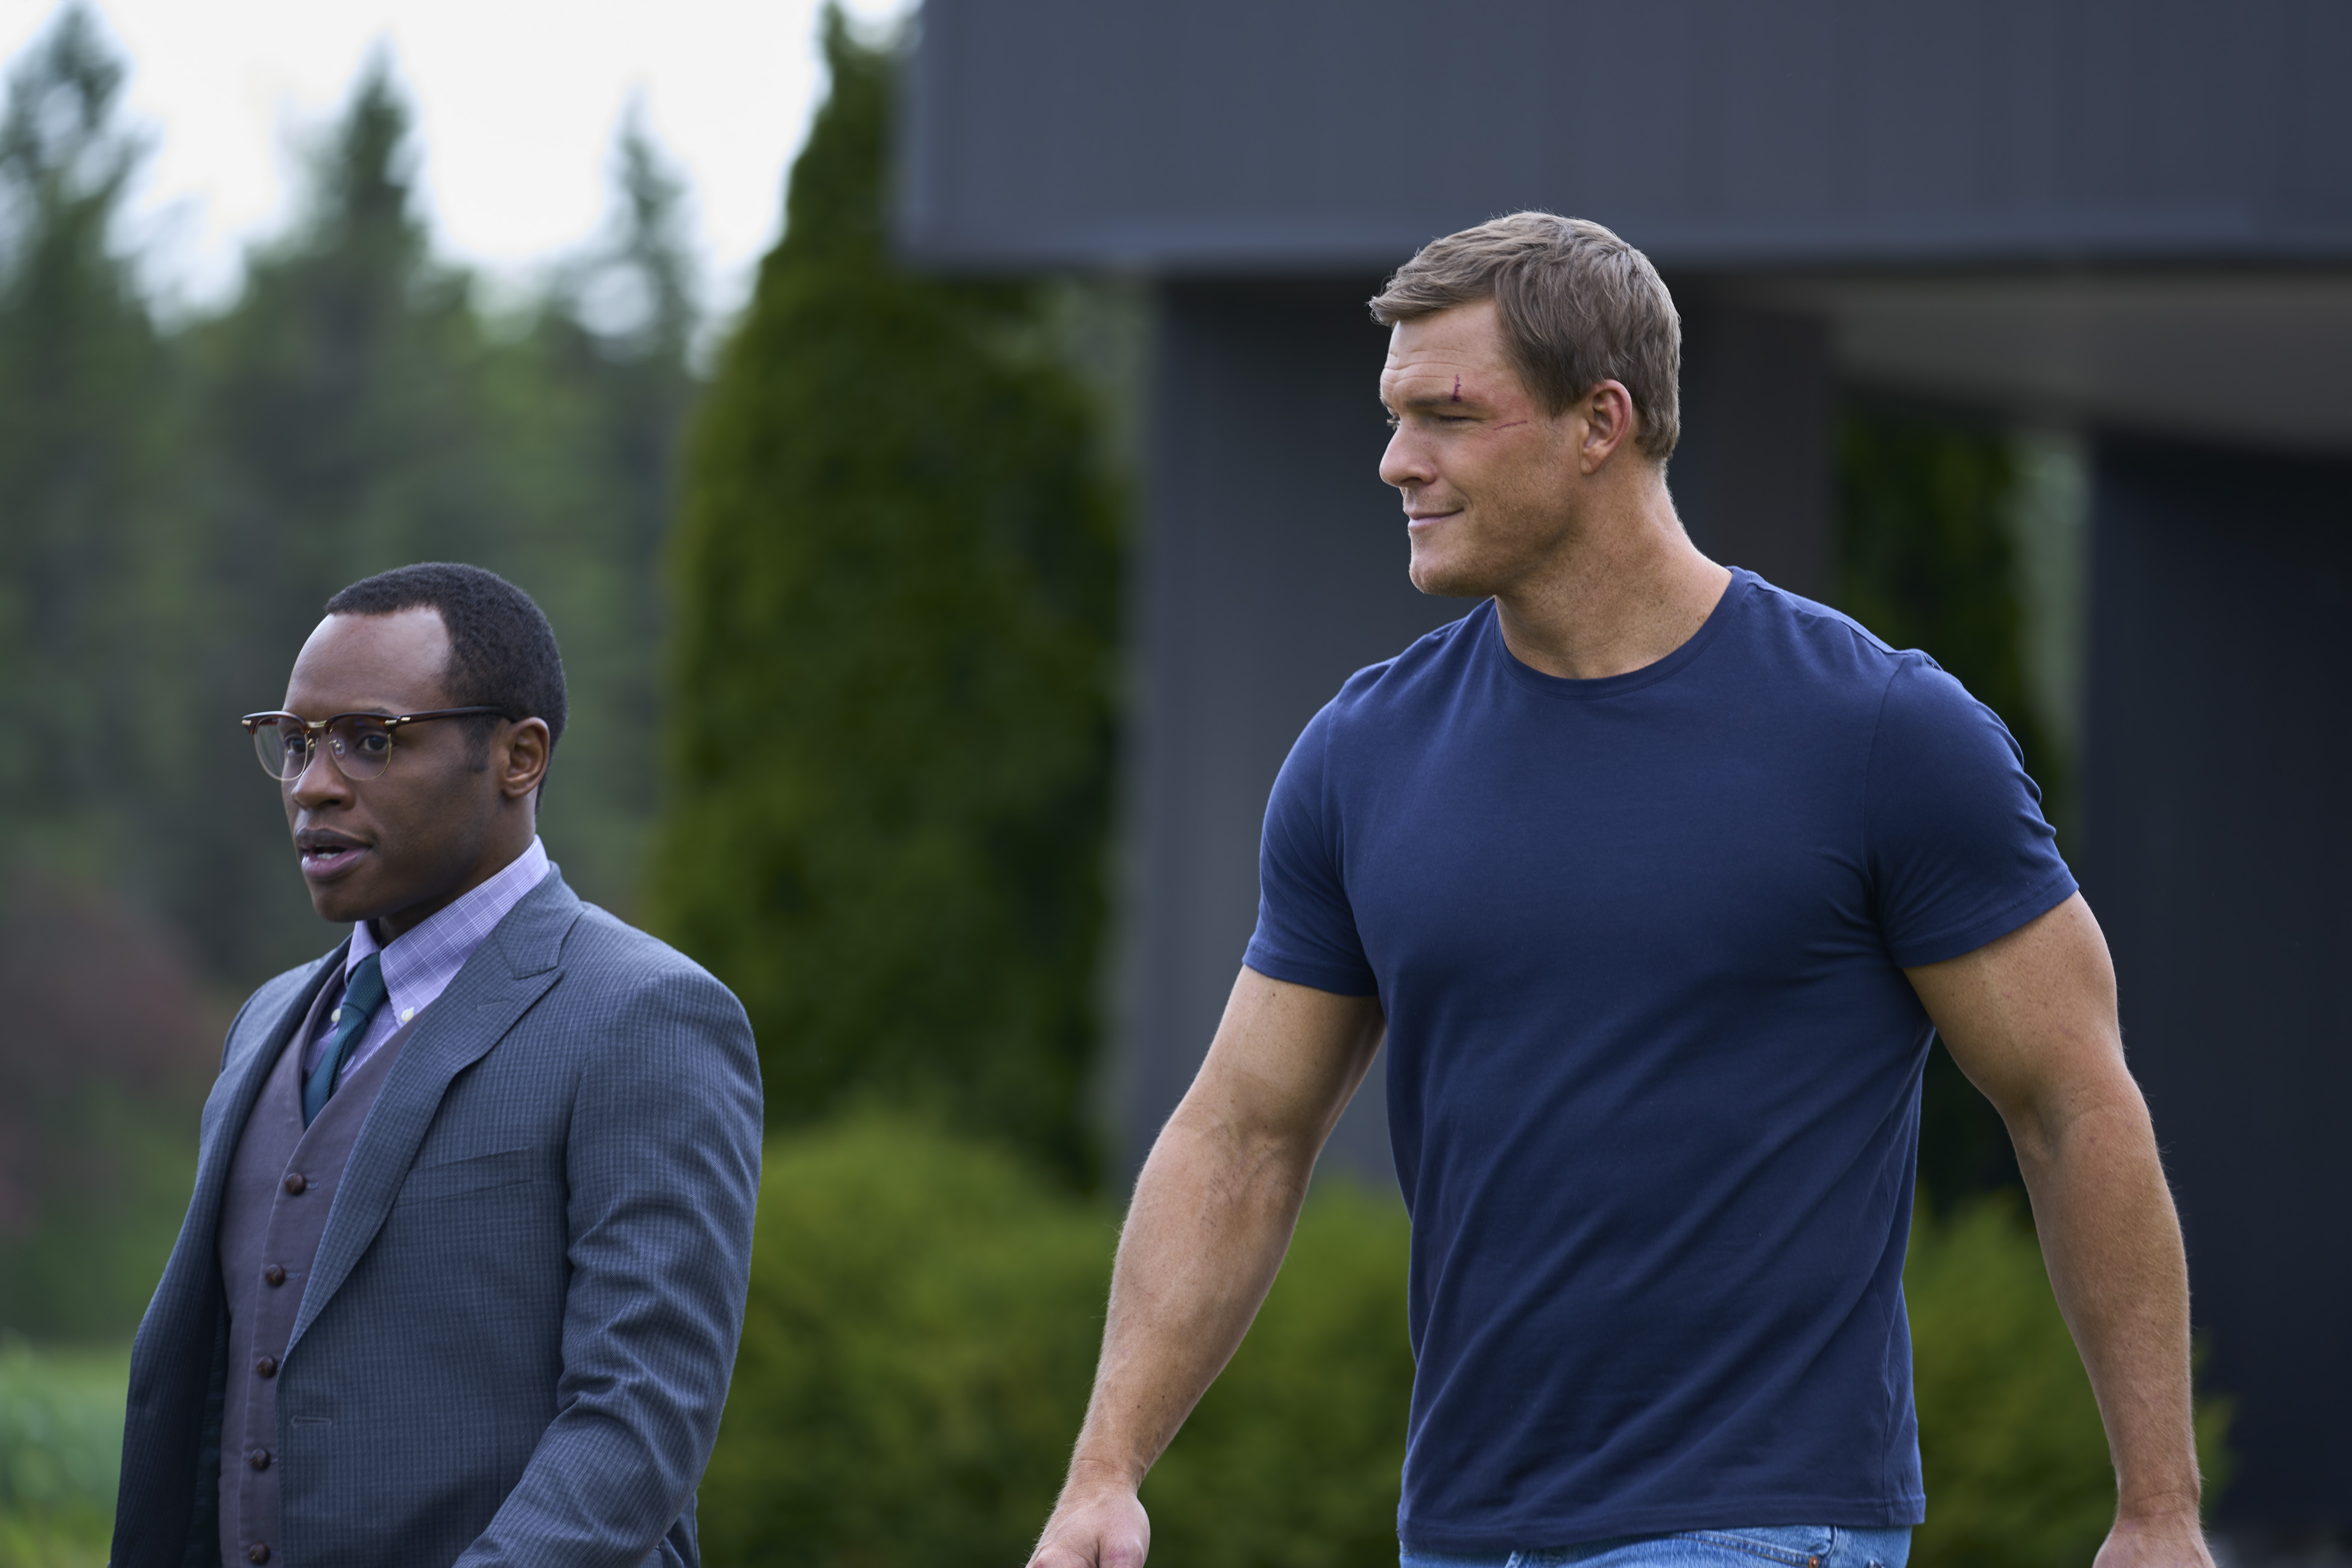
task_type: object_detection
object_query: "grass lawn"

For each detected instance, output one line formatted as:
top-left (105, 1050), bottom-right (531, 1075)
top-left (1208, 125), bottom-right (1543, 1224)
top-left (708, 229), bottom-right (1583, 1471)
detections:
top-left (0, 1337), bottom-right (128, 1568)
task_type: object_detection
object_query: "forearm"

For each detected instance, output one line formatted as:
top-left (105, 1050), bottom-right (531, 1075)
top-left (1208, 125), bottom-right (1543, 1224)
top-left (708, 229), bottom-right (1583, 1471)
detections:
top-left (1066, 1101), bottom-right (1320, 1488)
top-left (2010, 1083), bottom-right (2201, 1521)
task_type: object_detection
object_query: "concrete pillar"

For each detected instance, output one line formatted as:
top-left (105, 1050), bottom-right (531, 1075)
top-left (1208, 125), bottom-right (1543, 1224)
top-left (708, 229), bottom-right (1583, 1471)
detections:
top-left (1671, 302), bottom-right (1836, 599)
top-left (2085, 435), bottom-right (2352, 1535)
top-left (1115, 279), bottom-right (1458, 1189)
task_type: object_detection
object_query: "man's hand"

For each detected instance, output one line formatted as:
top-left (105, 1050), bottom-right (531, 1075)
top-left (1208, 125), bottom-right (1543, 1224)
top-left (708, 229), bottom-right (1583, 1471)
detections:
top-left (1027, 1460), bottom-right (1150, 1568)
top-left (2094, 1508), bottom-right (2214, 1568)
top-left (1909, 893), bottom-right (2214, 1568)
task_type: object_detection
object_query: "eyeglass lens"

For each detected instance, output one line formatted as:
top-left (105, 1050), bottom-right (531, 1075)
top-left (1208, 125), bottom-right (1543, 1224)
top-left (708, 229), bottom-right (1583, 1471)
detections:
top-left (251, 715), bottom-right (397, 782)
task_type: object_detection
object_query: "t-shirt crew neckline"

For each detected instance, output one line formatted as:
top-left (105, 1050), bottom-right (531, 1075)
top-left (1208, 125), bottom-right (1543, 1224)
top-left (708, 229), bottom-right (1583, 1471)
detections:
top-left (1488, 568), bottom-right (1750, 702)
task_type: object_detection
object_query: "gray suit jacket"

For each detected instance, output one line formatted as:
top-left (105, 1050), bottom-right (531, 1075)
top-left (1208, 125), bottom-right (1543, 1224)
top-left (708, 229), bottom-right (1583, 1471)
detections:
top-left (112, 871), bottom-right (763, 1568)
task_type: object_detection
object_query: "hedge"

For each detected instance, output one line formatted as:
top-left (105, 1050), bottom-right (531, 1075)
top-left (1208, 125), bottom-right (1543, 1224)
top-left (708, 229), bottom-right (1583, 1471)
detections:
top-left (700, 1116), bottom-right (2231, 1568)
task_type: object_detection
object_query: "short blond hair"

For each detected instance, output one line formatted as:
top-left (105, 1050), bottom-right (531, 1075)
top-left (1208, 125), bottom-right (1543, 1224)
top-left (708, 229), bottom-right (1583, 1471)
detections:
top-left (1370, 213), bottom-right (1681, 461)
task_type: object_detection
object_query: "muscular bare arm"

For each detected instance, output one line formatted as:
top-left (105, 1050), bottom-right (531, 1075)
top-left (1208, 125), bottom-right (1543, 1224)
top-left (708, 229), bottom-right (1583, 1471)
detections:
top-left (1027, 967), bottom-right (1385, 1568)
top-left (1906, 893), bottom-right (2213, 1568)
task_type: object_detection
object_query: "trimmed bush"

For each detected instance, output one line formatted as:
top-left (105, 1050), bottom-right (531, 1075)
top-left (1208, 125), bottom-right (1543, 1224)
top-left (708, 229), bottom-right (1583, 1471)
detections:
top-left (703, 1118), bottom-right (1107, 1566)
top-left (701, 1119), bottom-right (1412, 1568)
top-left (1139, 1183), bottom-right (1412, 1567)
top-left (1907, 1196), bottom-right (2233, 1568)
top-left (703, 1123), bottom-right (2231, 1568)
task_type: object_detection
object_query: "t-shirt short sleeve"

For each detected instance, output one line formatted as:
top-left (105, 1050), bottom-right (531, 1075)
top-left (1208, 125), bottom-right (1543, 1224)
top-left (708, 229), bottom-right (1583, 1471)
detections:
top-left (1867, 655), bottom-right (2078, 968)
top-left (1243, 706), bottom-right (1380, 996)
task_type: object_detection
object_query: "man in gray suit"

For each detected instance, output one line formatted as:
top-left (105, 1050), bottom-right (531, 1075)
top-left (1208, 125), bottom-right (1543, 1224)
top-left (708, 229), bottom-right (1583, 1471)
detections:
top-left (112, 562), bottom-right (763, 1568)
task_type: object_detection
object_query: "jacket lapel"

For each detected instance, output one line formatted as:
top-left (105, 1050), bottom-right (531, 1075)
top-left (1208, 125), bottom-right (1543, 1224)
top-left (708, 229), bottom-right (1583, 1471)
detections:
top-left (188, 949), bottom-right (346, 1245)
top-left (288, 872), bottom-right (583, 1351)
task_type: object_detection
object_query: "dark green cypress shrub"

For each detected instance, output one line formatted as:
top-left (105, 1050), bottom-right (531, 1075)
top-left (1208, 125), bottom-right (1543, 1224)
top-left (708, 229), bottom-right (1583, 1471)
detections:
top-left (653, 13), bottom-right (1119, 1184)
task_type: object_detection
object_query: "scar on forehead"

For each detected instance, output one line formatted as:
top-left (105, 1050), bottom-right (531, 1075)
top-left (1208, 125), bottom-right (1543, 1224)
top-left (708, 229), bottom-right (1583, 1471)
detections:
top-left (1451, 375), bottom-right (1461, 402)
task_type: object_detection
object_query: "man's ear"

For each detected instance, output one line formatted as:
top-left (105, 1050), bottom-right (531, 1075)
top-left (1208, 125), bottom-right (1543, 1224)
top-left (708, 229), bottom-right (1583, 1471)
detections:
top-left (498, 718), bottom-right (552, 800)
top-left (1576, 380), bottom-right (1640, 474)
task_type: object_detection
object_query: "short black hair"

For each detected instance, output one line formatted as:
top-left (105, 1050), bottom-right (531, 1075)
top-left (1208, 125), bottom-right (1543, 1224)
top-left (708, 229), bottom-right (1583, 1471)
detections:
top-left (323, 563), bottom-right (568, 749)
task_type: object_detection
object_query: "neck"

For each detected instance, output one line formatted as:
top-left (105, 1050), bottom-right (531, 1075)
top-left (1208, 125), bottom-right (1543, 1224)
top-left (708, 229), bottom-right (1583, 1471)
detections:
top-left (1490, 470), bottom-right (1731, 680)
top-left (371, 820), bottom-right (537, 944)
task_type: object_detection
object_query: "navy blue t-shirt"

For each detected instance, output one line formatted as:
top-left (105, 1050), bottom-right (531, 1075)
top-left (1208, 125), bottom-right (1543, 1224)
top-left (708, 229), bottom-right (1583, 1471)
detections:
top-left (1242, 572), bottom-right (2076, 1552)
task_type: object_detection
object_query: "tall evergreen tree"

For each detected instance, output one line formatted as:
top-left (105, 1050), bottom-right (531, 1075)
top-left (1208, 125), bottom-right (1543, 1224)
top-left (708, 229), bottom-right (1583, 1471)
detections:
top-left (173, 60), bottom-right (507, 976)
top-left (177, 62), bottom-right (669, 976)
top-left (656, 11), bottom-right (1121, 1184)
top-left (0, 7), bottom-right (217, 1338)
top-left (0, 23), bottom-right (703, 1331)
top-left (0, 4), bottom-right (189, 881)
top-left (529, 108), bottom-right (705, 916)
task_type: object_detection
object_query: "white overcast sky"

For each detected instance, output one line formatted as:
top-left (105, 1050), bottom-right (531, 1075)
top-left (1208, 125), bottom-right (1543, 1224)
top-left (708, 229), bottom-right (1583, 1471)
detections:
top-left (0, 0), bottom-right (912, 315)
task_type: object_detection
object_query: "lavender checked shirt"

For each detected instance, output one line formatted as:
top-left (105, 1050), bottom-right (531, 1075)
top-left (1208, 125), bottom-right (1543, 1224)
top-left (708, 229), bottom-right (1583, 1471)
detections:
top-left (303, 836), bottom-right (553, 1080)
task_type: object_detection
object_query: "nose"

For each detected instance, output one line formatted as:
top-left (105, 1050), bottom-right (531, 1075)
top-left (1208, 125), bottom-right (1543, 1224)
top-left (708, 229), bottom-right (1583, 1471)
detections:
top-left (287, 735), bottom-right (352, 811)
top-left (1379, 423), bottom-right (1434, 492)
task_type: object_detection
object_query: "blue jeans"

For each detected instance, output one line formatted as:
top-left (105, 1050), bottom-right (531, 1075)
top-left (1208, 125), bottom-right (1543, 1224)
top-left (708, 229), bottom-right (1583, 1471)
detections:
top-left (1403, 1525), bottom-right (1914, 1568)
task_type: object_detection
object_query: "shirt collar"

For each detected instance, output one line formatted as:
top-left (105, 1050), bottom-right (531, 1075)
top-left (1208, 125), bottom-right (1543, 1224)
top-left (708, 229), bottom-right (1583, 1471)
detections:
top-left (346, 836), bottom-right (552, 1023)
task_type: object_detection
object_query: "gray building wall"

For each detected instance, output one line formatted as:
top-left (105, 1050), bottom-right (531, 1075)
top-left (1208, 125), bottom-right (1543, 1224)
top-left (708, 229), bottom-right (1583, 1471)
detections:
top-left (906, 0), bottom-right (2352, 1532)
top-left (2085, 438), bottom-right (2352, 1528)
top-left (1120, 280), bottom-right (1453, 1182)
top-left (905, 0), bottom-right (2352, 276)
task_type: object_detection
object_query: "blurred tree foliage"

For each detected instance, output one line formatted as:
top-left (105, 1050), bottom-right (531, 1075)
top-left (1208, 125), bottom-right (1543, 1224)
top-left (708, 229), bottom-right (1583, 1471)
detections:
top-left (0, 871), bottom-right (215, 1339)
top-left (654, 14), bottom-right (1120, 1186)
top-left (0, 5), bottom-right (187, 885)
top-left (704, 1118), bottom-right (2230, 1568)
top-left (0, 5), bottom-right (697, 1336)
top-left (1837, 407), bottom-right (2062, 1212)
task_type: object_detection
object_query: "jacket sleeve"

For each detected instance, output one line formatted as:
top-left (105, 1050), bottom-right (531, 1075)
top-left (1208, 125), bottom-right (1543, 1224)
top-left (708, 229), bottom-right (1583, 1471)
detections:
top-left (452, 963), bottom-right (763, 1568)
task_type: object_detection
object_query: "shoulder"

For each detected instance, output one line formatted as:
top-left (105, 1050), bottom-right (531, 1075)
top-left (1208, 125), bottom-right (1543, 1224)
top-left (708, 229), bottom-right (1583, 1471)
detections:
top-left (1729, 573), bottom-right (2010, 751)
top-left (545, 905), bottom-right (763, 1118)
top-left (1733, 574), bottom-right (1908, 681)
top-left (552, 903), bottom-right (748, 1017)
top-left (1719, 572), bottom-right (1983, 735)
top-left (1316, 605), bottom-right (1488, 734)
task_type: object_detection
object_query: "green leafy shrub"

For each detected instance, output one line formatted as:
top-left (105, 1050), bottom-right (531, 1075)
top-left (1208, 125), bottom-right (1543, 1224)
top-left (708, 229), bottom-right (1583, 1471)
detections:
top-left (700, 1118), bottom-right (1412, 1568)
top-left (703, 1117), bottom-right (1107, 1566)
top-left (653, 14), bottom-right (1120, 1186)
top-left (1139, 1183), bottom-right (1412, 1567)
top-left (1907, 1196), bottom-right (2233, 1568)
top-left (703, 1122), bottom-right (2230, 1568)
top-left (0, 1336), bottom-right (127, 1568)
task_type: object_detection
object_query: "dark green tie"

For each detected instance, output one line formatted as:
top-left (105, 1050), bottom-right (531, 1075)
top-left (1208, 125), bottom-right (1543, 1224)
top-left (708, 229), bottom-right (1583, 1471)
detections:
top-left (304, 953), bottom-right (387, 1128)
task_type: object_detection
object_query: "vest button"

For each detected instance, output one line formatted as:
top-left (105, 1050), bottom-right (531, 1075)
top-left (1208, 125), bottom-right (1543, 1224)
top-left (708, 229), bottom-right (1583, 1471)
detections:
top-left (283, 1172), bottom-right (308, 1196)
top-left (248, 1545), bottom-right (270, 1563)
top-left (249, 1448), bottom-right (271, 1471)
top-left (263, 1264), bottom-right (286, 1287)
top-left (254, 1356), bottom-right (278, 1378)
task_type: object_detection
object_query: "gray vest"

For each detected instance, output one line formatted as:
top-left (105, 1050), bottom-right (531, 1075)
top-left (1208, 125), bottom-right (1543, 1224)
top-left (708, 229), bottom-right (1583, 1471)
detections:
top-left (215, 970), bottom-right (414, 1568)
